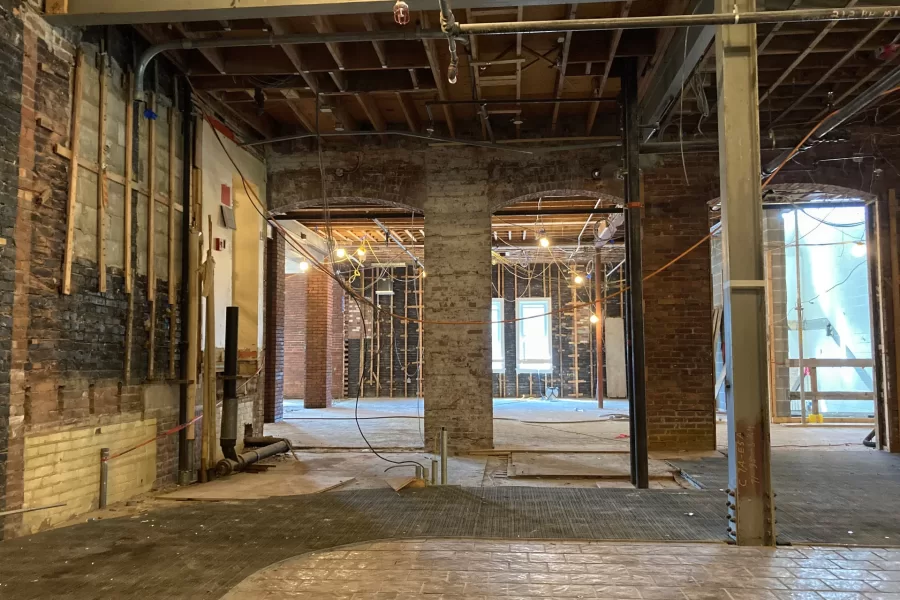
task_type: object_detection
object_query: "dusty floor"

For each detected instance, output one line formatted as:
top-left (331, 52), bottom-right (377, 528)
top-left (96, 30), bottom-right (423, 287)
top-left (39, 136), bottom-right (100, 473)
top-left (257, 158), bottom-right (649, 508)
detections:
top-left (267, 397), bottom-right (873, 453)
top-left (224, 538), bottom-right (900, 600)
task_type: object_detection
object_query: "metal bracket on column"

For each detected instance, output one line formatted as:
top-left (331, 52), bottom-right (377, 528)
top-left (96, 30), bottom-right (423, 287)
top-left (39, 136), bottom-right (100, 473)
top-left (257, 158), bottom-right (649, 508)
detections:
top-left (725, 280), bottom-right (766, 289)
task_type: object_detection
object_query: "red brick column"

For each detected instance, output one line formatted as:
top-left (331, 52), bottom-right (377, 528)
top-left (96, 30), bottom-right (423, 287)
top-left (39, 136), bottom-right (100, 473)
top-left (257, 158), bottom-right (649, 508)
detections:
top-left (304, 269), bottom-right (334, 408)
top-left (284, 273), bottom-right (307, 399)
top-left (642, 156), bottom-right (718, 452)
top-left (263, 234), bottom-right (284, 422)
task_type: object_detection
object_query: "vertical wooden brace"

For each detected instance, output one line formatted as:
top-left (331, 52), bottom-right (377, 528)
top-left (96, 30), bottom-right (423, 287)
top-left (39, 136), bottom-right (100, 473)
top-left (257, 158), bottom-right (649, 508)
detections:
top-left (62, 49), bottom-right (85, 295)
top-left (124, 71), bottom-right (135, 294)
top-left (97, 54), bottom-right (108, 293)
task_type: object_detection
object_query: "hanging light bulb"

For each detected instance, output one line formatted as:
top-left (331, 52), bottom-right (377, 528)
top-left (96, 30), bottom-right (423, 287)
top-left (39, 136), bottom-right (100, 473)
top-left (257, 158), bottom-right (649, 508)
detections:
top-left (539, 236), bottom-right (550, 248)
top-left (851, 241), bottom-right (867, 258)
top-left (298, 260), bottom-right (310, 273)
top-left (573, 274), bottom-right (584, 285)
top-left (335, 248), bottom-right (347, 259)
top-left (356, 247), bottom-right (366, 258)
top-left (420, 270), bottom-right (427, 278)
top-left (590, 314), bottom-right (599, 324)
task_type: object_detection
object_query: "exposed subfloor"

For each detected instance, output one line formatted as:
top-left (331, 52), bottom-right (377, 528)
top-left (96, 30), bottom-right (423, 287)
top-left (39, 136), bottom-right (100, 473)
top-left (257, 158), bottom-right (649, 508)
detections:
top-left (225, 538), bottom-right (900, 600)
top-left (267, 398), bottom-right (873, 452)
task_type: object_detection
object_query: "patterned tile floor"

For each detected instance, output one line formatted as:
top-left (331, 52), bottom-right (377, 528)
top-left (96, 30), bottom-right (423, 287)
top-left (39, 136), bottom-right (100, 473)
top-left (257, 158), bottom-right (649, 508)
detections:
top-left (223, 538), bottom-right (900, 600)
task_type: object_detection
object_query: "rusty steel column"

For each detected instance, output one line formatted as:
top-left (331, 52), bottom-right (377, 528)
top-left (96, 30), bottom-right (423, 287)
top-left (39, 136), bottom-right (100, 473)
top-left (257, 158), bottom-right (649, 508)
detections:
top-left (716, 0), bottom-right (776, 545)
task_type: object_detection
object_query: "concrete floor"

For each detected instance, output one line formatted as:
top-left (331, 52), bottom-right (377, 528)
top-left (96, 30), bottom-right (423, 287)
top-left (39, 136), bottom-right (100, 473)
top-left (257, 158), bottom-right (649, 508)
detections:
top-left (225, 538), bottom-right (900, 600)
top-left (267, 398), bottom-right (873, 452)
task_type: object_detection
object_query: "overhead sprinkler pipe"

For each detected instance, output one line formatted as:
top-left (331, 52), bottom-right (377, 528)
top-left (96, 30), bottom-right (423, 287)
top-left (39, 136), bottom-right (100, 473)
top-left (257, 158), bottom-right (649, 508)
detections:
top-left (449, 7), bottom-right (900, 36)
top-left (437, 0), bottom-right (460, 83)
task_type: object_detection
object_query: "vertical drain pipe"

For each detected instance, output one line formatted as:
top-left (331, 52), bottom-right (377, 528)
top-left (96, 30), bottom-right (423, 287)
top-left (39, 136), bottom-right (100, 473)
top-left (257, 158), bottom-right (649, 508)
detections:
top-left (99, 447), bottom-right (109, 508)
top-left (221, 306), bottom-right (239, 461)
top-left (440, 427), bottom-right (448, 484)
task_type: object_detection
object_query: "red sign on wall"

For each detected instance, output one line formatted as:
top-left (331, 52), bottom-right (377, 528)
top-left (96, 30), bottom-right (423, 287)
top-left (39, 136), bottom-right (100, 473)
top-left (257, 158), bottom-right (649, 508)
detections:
top-left (221, 184), bottom-right (231, 207)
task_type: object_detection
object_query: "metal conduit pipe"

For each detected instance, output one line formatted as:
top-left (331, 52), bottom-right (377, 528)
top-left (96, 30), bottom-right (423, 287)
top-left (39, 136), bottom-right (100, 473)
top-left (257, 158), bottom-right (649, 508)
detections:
top-left (762, 65), bottom-right (900, 177)
top-left (135, 28), bottom-right (449, 97)
top-left (216, 438), bottom-right (293, 477)
top-left (452, 7), bottom-right (900, 36)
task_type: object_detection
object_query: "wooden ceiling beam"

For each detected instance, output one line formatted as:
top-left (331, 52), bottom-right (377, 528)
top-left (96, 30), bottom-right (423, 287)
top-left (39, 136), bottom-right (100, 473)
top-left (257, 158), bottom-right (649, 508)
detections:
top-left (312, 14), bottom-right (349, 91)
top-left (550, 4), bottom-right (578, 134)
top-left (420, 11), bottom-right (456, 138)
top-left (281, 89), bottom-right (316, 133)
top-left (396, 92), bottom-right (421, 132)
top-left (586, 0), bottom-right (632, 135)
top-left (361, 13), bottom-right (388, 68)
top-left (173, 23), bottom-right (227, 74)
top-left (759, 0), bottom-right (858, 104)
top-left (264, 17), bottom-right (320, 93)
top-left (355, 92), bottom-right (387, 132)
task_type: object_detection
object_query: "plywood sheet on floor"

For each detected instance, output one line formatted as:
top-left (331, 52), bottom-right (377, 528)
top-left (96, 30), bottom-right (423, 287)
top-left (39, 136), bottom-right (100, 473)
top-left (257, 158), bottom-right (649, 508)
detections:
top-left (160, 462), bottom-right (353, 501)
top-left (507, 452), bottom-right (675, 479)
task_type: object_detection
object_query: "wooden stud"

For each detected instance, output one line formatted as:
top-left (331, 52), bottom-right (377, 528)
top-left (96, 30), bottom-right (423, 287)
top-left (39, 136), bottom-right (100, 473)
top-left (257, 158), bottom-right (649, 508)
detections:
top-left (514, 265), bottom-right (519, 398)
top-left (147, 93), bottom-right (157, 302)
top-left (556, 265), bottom-right (564, 398)
top-left (97, 53), bottom-right (109, 293)
top-left (573, 280), bottom-right (580, 398)
top-left (168, 107), bottom-right (177, 306)
top-left (888, 189), bottom-right (900, 437)
top-left (404, 265), bottom-right (409, 398)
top-left (124, 72), bottom-right (135, 294)
top-left (45, 0), bottom-right (68, 15)
top-left (62, 49), bottom-right (85, 296)
top-left (389, 277), bottom-right (394, 398)
top-left (417, 270), bottom-right (424, 399)
top-left (147, 93), bottom-right (157, 379)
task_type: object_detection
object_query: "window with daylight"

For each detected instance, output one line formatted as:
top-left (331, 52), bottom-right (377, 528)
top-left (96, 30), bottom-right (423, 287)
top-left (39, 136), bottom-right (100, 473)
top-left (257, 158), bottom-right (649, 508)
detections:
top-left (491, 298), bottom-right (504, 373)
top-left (516, 298), bottom-right (553, 372)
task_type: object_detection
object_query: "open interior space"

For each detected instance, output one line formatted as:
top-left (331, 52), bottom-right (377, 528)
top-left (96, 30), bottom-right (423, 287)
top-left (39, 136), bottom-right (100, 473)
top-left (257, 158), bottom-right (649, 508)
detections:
top-left (3, 0), bottom-right (900, 597)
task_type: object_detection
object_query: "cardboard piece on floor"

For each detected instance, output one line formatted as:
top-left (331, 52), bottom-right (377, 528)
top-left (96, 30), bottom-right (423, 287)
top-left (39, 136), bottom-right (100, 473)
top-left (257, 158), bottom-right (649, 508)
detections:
top-left (507, 452), bottom-right (674, 480)
top-left (160, 462), bottom-right (354, 501)
top-left (385, 476), bottom-right (426, 492)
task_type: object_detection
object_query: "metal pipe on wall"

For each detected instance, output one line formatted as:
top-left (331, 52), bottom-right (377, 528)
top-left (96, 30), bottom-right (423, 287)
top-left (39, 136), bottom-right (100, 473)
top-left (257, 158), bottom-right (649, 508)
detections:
top-left (216, 438), bottom-right (292, 476)
top-left (453, 7), bottom-right (900, 36)
top-left (221, 306), bottom-right (239, 461)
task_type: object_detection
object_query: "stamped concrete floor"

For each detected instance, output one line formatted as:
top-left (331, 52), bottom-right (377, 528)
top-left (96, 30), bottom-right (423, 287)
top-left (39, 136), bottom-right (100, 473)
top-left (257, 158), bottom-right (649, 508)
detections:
top-left (224, 538), bottom-right (900, 600)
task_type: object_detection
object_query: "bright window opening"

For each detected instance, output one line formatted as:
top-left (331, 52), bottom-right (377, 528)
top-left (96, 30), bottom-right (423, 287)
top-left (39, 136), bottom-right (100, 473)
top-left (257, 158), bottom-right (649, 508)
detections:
top-left (516, 298), bottom-right (552, 372)
top-left (491, 298), bottom-right (504, 373)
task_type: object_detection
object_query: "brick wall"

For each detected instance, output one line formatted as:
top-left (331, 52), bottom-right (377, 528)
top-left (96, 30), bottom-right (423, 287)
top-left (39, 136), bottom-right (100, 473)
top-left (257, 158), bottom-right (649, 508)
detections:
top-left (264, 233), bottom-right (284, 422)
top-left (0, 7), bottom-right (194, 538)
top-left (0, 0), bottom-right (26, 520)
top-left (284, 272), bottom-right (307, 399)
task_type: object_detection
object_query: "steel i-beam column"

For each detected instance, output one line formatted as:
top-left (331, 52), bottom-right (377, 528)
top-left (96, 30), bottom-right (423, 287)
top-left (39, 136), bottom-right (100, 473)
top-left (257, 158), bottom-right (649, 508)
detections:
top-left (622, 57), bottom-right (649, 489)
top-left (715, 0), bottom-right (776, 545)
